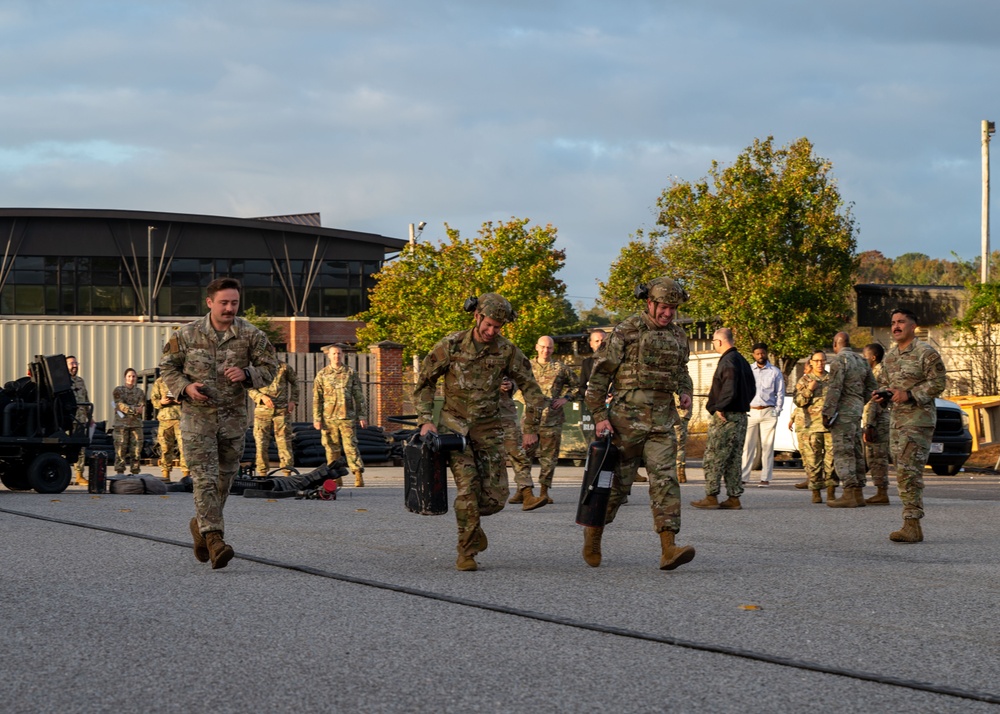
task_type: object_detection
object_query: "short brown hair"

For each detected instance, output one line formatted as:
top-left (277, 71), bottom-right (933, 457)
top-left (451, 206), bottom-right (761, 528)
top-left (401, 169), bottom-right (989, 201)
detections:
top-left (207, 277), bottom-right (242, 298)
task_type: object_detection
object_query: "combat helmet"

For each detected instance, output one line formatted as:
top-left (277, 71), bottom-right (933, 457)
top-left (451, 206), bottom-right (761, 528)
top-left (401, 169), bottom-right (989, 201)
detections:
top-left (464, 292), bottom-right (517, 324)
top-left (635, 277), bottom-right (688, 305)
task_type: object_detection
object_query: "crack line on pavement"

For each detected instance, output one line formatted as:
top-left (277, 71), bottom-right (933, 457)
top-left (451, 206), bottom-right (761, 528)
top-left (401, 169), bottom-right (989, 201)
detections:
top-left (4, 504), bottom-right (999, 706)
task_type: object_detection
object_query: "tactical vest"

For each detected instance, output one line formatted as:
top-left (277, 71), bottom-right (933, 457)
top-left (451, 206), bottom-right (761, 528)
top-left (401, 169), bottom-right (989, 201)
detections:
top-left (613, 317), bottom-right (686, 393)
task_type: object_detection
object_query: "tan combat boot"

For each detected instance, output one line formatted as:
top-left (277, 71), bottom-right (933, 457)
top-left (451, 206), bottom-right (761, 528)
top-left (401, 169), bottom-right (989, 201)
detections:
top-left (718, 496), bottom-right (742, 510)
top-left (353, 470), bottom-right (365, 488)
top-left (205, 531), bottom-right (234, 570)
top-left (189, 517), bottom-right (210, 563)
top-left (456, 553), bottom-right (478, 571)
top-left (582, 526), bottom-right (603, 567)
top-left (854, 487), bottom-right (867, 507)
top-left (865, 486), bottom-right (890, 505)
top-left (509, 487), bottom-right (525, 504)
top-left (827, 486), bottom-right (862, 508)
top-left (539, 484), bottom-right (553, 504)
top-left (659, 531), bottom-right (696, 570)
top-left (890, 518), bottom-right (923, 543)
top-left (827, 485), bottom-right (837, 502)
top-left (335, 477), bottom-right (344, 488)
top-left (794, 480), bottom-right (809, 490)
top-left (634, 473), bottom-right (648, 483)
top-left (161, 470), bottom-right (172, 482)
top-left (811, 489), bottom-right (823, 504)
top-left (74, 471), bottom-right (88, 486)
top-left (519, 487), bottom-right (547, 512)
top-left (677, 464), bottom-right (687, 483)
top-left (690, 494), bottom-right (720, 509)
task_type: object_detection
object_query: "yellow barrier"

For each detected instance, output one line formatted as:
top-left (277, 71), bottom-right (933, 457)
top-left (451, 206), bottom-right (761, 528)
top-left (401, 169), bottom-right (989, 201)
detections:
top-left (949, 396), bottom-right (1000, 452)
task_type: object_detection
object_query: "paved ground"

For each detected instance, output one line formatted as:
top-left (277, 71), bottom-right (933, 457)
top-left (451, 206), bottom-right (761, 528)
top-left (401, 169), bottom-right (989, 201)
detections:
top-left (1, 462), bottom-right (998, 713)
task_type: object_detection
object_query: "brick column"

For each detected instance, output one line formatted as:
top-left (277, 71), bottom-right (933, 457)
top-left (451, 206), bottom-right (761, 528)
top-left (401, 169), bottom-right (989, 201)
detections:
top-left (369, 341), bottom-right (405, 430)
top-left (286, 317), bottom-right (311, 353)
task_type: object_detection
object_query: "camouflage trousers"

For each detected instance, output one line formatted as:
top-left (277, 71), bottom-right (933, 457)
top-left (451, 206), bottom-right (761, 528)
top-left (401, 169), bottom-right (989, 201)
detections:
top-left (829, 419), bottom-right (866, 489)
top-left (113, 426), bottom-right (142, 474)
top-left (157, 419), bottom-right (187, 474)
top-left (254, 407), bottom-right (294, 473)
top-left (675, 417), bottom-right (689, 470)
top-left (890, 423), bottom-right (932, 520)
top-left (702, 412), bottom-right (747, 499)
top-left (321, 419), bottom-right (364, 473)
top-left (801, 431), bottom-right (836, 490)
top-left (501, 415), bottom-right (534, 490)
top-left (865, 436), bottom-right (890, 489)
top-left (605, 402), bottom-right (681, 534)
top-left (75, 443), bottom-right (88, 475)
top-left (526, 423), bottom-right (562, 488)
top-left (445, 419), bottom-right (508, 557)
top-left (181, 412), bottom-right (244, 535)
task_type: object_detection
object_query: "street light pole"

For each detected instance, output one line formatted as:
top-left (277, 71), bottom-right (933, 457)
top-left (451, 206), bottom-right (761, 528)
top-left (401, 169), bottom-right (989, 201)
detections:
top-left (147, 225), bottom-right (155, 321)
top-left (982, 120), bottom-right (995, 284)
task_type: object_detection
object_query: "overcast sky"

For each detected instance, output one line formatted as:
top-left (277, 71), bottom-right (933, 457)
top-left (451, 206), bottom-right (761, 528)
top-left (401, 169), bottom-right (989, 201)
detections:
top-left (2, 0), bottom-right (998, 305)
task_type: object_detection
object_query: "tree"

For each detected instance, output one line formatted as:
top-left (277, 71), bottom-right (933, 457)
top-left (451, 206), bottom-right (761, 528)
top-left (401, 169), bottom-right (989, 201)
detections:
top-left (242, 305), bottom-right (285, 348)
top-left (354, 218), bottom-right (574, 360)
top-left (953, 282), bottom-right (1000, 396)
top-left (647, 136), bottom-right (858, 374)
top-left (855, 250), bottom-right (894, 284)
top-left (597, 230), bottom-right (669, 320)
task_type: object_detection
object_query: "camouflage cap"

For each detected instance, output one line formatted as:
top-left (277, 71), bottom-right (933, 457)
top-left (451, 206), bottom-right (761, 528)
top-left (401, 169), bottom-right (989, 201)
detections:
top-left (476, 292), bottom-right (516, 324)
top-left (645, 277), bottom-right (688, 305)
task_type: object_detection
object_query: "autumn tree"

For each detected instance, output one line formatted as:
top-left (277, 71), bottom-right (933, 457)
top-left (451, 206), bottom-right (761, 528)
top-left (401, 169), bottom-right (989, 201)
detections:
top-left (354, 218), bottom-right (574, 360)
top-left (597, 230), bottom-right (669, 320)
top-left (643, 136), bottom-right (858, 374)
top-left (953, 282), bottom-right (1000, 395)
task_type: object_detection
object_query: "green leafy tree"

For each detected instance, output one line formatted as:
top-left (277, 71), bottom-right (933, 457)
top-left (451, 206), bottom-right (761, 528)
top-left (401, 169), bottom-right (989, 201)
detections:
top-left (241, 305), bottom-right (285, 348)
top-left (953, 281), bottom-right (1000, 396)
top-left (597, 230), bottom-right (669, 320)
top-left (354, 218), bottom-right (574, 360)
top-left (644, 136), bottom-right (858, 374)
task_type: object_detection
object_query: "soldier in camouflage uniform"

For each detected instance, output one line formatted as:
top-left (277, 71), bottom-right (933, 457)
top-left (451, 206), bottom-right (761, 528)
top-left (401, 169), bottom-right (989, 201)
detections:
top-left (862, 343), bottom-right (891, 505)
top-left (112, 368), bottom-right (145, 475)
top-left (414, 293), bottom-right (548, 571)
top-left (313, 344), bottom-right (367, 487)
top-left (875, 308), bottom-right (947, 543)
top-left (67, 355), bottom-right (94, 484)
top-left (500, 377), bottom-right (547, 511)
top-left (585, 277), bottom-right (696, 571)
top-left (823, 332), bottom-right (877, 508)
top-left (160, 277), bottom-right (277, 570)
top-left (525, 335), bottom-right (576, 503)
top-left (151, 376), bottom-right (188, 480)
top-left (249, 361), bottom-right (299, 476)
top-left (793, 351), bottom-right (837, 503)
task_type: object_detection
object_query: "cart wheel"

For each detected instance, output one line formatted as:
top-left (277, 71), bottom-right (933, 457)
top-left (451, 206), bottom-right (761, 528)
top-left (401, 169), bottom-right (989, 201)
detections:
top-left (28, 453), bottom-right (72, 494)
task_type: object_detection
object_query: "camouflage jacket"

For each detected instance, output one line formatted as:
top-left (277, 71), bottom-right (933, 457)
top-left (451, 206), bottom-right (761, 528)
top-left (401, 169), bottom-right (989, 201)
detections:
top-left (793, 372), bottom-right (831, 433)
top-left (112, 385), bottom-right (146, 429)
top-left (413, 328), bottom-right (545, 436)
top-left (159, 313), bottom-right (277, 431)
top-left (585, 311), bottom-right (692, 424)
top-left (151, 377), bottom-right (181, 421)
top-left (880, 339), bottom-right (947, 429)
top-left (71, 375), bottom-right (91, 425)
top-left (313, 364), bottom-right (365, 422)
top-left (527, 358), bottom-right (576, 427)
top-left (862, 362), bottom-right (890, 430)
top-left (250, 362), bottom-right (299, 411)
top-left (822, 349), bottom-right (876, 423)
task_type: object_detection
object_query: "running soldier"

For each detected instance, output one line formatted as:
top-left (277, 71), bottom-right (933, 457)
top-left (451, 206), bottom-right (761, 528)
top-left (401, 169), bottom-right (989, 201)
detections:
top-left (249, 360), bottom-right (298, 476)
top-left (160, 277), bottom-right (277, 569)
top-left (585, 277), bottom-right (696, 570)
top-left (414, 293), bottom-right (548, 571)
top-left (874, 308), bottom-right (946, 543)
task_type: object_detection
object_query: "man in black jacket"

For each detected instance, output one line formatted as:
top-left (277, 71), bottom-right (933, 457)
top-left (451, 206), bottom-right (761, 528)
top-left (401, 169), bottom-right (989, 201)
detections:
top-left (692, 328), bottom-right (755, 510)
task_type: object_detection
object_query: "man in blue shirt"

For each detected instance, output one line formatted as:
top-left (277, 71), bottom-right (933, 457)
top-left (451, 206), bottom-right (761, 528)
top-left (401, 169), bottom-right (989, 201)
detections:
top-left (740, 342), bottom-right (785, 486)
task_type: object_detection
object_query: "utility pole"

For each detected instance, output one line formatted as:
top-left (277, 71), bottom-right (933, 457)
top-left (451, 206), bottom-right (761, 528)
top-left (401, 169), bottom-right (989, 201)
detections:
top-left (983, 120), bottom-right (995, 284)
top-left (147, 226), bottom-right (155, 322)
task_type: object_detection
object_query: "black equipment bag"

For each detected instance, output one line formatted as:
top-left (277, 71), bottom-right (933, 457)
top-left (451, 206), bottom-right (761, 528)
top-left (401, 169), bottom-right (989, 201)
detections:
top-left (403, 432), bottom-right (464, 515)
top-left (87, 451), bottom-right (107, 494)
top-left (575, 435), bottom-right (619, 527)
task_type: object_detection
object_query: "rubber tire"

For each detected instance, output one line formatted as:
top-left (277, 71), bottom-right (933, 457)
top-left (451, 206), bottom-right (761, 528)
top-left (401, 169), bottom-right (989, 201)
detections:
top-left (0, 470), bottom-right (32, 491)
top-left (28, 452), bottom-right (72, 494)
top-left (931, 463), bottom-right (961, 476)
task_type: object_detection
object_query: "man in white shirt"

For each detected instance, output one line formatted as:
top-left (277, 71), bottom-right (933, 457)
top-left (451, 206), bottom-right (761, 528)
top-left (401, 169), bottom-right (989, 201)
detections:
top-left (740, 343), bottom-right (785, 487)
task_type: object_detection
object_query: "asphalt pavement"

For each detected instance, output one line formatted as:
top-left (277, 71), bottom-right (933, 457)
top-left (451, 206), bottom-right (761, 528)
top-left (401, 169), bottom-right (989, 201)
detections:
top-left (1, 462), bottom-right (998, 713)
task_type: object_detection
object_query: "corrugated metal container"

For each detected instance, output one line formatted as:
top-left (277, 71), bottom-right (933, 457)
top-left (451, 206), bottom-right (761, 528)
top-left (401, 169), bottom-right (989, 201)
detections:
top-left (1, 320), bottom-right (186, 424)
